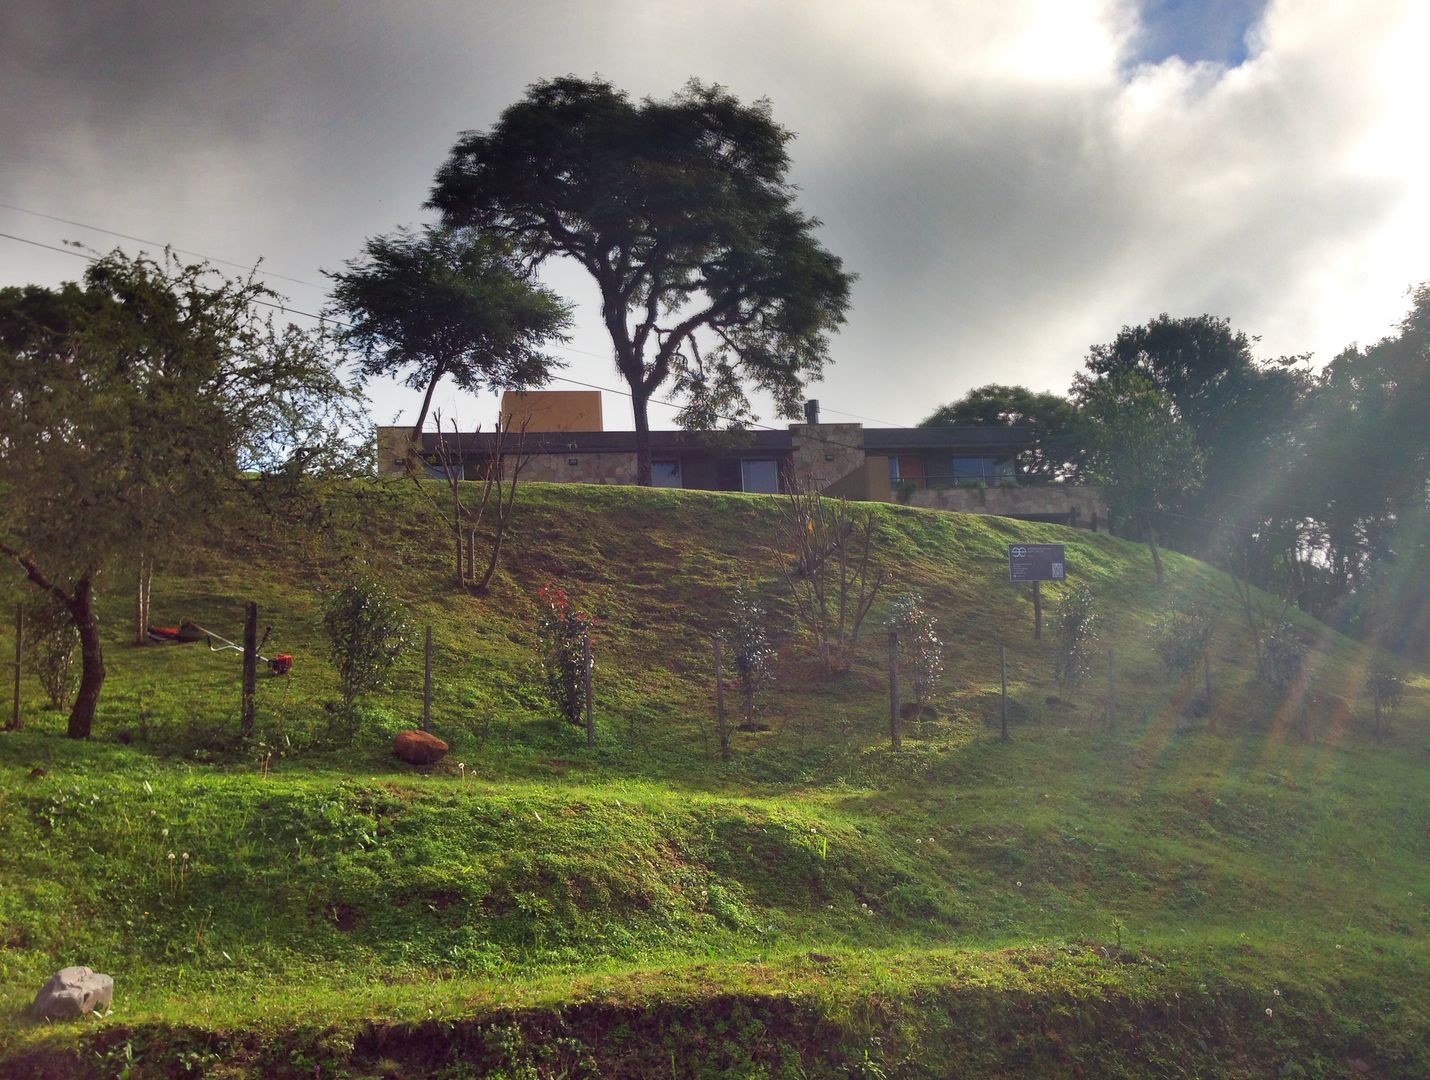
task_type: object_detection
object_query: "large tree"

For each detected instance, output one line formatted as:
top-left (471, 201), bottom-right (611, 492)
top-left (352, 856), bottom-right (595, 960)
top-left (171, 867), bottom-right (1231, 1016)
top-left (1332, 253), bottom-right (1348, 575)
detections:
top-left (328, 226), bottom-right (571, 439)
top-left (920, 384), bottom-right (1086, 481)
top-left (0, 251), bottom-right (367, 738)
top-left (428, 76), bottom-right (855, 484)
top-left (1073, 369), bottom-right (1201, 584)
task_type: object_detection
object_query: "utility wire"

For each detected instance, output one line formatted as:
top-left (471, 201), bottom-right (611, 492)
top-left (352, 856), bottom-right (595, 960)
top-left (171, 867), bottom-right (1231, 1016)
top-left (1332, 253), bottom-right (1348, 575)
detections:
top-left (0, 201), bottom-right (323, 289)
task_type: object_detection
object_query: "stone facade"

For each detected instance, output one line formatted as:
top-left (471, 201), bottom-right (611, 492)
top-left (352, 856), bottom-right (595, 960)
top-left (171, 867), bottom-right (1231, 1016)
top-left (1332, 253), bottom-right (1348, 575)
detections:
top-left (907, 483), bottom-right (1107, 525)
top-left (376, 426), bottom-right (420, 476)
top-left (521, 451), bottom-right (640, 485)
top-left (788, 423), bottom-right (865, 490)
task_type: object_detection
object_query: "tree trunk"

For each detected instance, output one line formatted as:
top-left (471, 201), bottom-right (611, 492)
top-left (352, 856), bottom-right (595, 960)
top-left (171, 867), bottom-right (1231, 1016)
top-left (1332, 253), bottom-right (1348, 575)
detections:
top-left (1141, 510), bottom-right (1164, 584)
top-left (631, 388), bottom-right (653, 486)
top-left (411, 359), bottom-right (447, 443)
top-left (66, 578), bottom-right (104, 739)
top-left (134, 552), bottom-right (153, 645)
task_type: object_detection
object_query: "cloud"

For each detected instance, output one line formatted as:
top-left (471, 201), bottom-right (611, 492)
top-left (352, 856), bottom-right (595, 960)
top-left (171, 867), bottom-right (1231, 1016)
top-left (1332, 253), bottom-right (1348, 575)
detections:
top-left (1, 0), bottom-right (1425, 429)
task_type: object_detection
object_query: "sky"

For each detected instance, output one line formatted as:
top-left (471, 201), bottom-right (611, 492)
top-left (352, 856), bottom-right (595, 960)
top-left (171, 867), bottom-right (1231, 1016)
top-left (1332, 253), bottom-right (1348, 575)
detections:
top-left (2, 0), bottom-right (1426, 434)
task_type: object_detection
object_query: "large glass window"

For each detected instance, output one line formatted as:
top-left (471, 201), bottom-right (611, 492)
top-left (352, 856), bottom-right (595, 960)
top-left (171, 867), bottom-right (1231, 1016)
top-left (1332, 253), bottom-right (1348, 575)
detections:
top-left (423, 460), bottom-right (464, 480)
top-left (741, 459), bottom-right (780, 494)
top-left (951, 457), bottom-right (1014, 483)
top-left (651, 460), bottom-right (683, 488)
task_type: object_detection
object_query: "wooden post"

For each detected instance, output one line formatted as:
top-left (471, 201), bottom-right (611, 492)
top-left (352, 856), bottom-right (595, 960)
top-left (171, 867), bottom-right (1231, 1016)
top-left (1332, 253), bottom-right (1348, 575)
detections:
top-left (583, 632), bottom-right (594, 749)
top-left (1000, 643), bottom-right (1008, 742)
top-left (1106, 647), bottom-right (1116, 733)
top-left (1032, 580), bottom-right (1042, 640)
top-left (240, 601), bottom-right (257, 739)
top-left (888, 630), bottom-right (900, 751)
top-left (714, 637), bottom-right (729, 761)
top-left (422, 625), bottom-right (432, 732)
top-left (9, 603), bottom-right (21, 731)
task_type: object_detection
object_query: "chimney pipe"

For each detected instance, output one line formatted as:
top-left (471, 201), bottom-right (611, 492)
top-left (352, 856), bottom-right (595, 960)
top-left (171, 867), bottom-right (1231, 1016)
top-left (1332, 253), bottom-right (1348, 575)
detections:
top-left (803, 399), bottom-right (820, 425)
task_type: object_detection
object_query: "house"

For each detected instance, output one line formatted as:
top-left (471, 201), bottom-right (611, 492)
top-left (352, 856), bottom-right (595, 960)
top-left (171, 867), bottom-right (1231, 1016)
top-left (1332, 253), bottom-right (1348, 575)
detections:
top-left (376, 391), bottom-right (1104, 526)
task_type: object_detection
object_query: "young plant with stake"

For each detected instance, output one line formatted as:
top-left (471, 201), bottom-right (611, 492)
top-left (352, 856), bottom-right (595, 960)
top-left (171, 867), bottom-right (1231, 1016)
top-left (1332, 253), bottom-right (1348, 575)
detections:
top-left (1053, 584), bottom-right (1099, 689)
top-left (534, 585), bottom-right (594, 728)
top-left (321, 574), bottom-right (412, 733)
top-left (728, 589), bottom-right (775, 731)
top-left (885, 591), bottom-right (944, 714)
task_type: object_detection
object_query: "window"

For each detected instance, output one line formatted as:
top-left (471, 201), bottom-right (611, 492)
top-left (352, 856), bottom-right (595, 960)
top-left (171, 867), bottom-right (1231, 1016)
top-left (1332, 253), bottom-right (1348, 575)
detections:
top-left (651, 460), bottom-right (683, 488)
top-left (951, 457), bottom-right (1015, 483)
top-left (423, 461), bottom-right (464, 480)
top-left (741, 459), bottom-right (780, 494)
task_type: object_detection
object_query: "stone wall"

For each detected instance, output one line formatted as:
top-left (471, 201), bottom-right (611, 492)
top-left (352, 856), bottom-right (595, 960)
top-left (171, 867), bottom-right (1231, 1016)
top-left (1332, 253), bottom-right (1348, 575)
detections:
top-left (907, 483), bottom-right (1107, 525)
top-left (375, 426), bottom-right (420, 476)
top-left (788, 423), bottom-right (865, 491)
top-left (521, 451), bottom-right (640, 485)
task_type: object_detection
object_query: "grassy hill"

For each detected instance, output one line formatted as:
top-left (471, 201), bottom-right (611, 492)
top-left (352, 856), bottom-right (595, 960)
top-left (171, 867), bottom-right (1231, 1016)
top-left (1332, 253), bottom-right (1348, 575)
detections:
top-left (1, 481), bottom-right (1426, 1078)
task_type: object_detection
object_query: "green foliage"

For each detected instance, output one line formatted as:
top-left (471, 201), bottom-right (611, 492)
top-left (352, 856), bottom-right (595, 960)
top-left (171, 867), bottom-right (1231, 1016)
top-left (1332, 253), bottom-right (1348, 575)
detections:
top-left (1366, 661), bottom-right (1405, 735)
top-left (886, 590), bottom-right (944, 708)
top-left (328, 226), bottom-right (571, 436)
top-left (428, 76), bottom-right (854, 480)
top-left (727, 588), bottom-right (774, 727)
top-left (1053, 584), bottom-right (1099, 688)
top-left (1261, 620), bottom-right (1306, 693)
top-left (1153, 606), bottom-right (1213, 675)
top-left (22, 595), bottom-right (78, 710)
top-left (920, 384), bottom-right (1087, 481)
top-left (322, 575), bottom-right (412, 712)
top-left (534, 585), bottom-right (594, 727)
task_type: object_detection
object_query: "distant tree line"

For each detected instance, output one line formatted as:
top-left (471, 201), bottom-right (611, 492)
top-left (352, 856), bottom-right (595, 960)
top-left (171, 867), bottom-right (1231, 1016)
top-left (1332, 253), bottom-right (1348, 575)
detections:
top-left (922, 292), bottom-right (1430, 661)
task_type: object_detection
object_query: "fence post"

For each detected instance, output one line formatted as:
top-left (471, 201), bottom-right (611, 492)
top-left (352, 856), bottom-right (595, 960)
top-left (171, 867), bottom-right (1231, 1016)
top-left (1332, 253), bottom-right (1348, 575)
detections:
top-left (8, 603), bottom-right (21, 731)
top-left (422, 625), bottom-right (433, 732)
top-left (240, 601), bottom-right (257, 738)
top-left (583, 632), bottom-right (594, 749)
top-left (888, 630), bottom-right (900, 751)
top-left (1032, 580), bottom-right (1042, 640)
top-left (714, 637), bottom-right (729, 761)
top-left (1106, 647), bottom-right (1116, 733)
top-left (1000, 643), bottom-right (1008, 742)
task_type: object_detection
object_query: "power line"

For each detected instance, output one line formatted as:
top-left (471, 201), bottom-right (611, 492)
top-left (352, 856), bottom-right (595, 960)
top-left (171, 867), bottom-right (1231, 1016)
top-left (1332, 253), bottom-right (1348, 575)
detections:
top-left (0, 200), bottom-right (324, 289)
top-left (0, 229), bottom-right (885, 458)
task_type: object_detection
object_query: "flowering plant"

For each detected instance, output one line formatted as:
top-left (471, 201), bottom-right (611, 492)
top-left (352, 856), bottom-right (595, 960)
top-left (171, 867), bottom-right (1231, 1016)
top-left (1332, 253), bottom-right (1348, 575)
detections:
top-left (535, 585), bottom-right (595, 726)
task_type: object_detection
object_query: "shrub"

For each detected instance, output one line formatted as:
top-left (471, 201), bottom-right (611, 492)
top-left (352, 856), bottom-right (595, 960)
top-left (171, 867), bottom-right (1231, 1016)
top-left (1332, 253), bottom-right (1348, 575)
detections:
top-left (321, 575), bottom-right (412, 712)
top-left (886, 591), bottom-right (944, 709)
top-left (1366, 662), bottom-right (1405, 738)
top-left (24, 596), bottom-right (80, 711)
top-left (728, 588), bottom-right (775, 729)
top-left (1053, 584), bottom-right (1099, 688)
top-left (535, 585), bottom-right (594, 728)
top-left (777, 488), bottom-right (889, 674)
top-left (1153, 606), bottom-right (1213, 675)
top-left (1261, 620), bottom-right (1306, 695)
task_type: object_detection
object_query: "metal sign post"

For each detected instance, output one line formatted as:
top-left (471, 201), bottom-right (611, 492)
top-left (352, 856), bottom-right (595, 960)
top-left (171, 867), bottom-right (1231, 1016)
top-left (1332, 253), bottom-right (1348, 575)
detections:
top-left (1008, 544), bottom-right (1066, 640)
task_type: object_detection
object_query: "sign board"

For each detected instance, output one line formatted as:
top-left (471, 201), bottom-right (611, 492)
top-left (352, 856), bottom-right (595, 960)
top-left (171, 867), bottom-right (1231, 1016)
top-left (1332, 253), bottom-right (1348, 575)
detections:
top-left (1008, 543), bottom-right (1065, 583)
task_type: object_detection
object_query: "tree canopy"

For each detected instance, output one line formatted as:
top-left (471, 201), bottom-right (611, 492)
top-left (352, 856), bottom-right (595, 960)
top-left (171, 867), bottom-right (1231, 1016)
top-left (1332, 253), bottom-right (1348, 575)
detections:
top-left (920, 384), bottom-right (1086, 480)
top-left (327, 226), bottom-right (571, 439)
top-left (427, 75), bottom-right (855, 483)
top-left (0, 250), bottom-right (367, 737)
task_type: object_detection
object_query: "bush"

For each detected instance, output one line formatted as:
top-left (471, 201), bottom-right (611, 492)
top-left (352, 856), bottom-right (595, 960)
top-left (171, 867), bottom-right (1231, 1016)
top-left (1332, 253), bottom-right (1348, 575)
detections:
top-left (1366, 662), bottom-right (1405, 737)
top-left (321, 575), bottom-right (412, 713)
top-left (1261, 620), bottom-right (1306, 695)
top-left (886, 591), bottom-right (944, 709)
top-left (24, 596), bottom-right (79, 711)
top-left (535, 585), bottom-right (594, 728)
top-left (1153, 607), bottom-right (1213, 675)
top-left (1053, 584), bottom-right (1099, 688)
top-left (728, 588), bottom-right (774, 729)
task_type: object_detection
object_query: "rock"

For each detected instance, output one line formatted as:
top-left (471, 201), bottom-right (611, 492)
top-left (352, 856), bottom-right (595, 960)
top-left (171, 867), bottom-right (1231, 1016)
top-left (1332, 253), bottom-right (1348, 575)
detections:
top-left (28, 966), bottom-right (113, 1020)
top-left (392, 729), bottom-right (448, 766)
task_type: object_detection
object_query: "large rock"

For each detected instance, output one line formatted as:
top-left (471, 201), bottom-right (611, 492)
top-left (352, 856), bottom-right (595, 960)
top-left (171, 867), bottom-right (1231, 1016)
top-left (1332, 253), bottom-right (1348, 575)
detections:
top-left (28, 967), bottom-right (113, 1020)
top-left (393, 729), bottom-right (448, 766)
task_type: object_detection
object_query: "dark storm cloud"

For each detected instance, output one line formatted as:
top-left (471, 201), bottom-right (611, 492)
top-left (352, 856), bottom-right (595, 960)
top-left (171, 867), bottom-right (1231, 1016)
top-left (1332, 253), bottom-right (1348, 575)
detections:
top-left (2, 0), bottom-right (1425, 429)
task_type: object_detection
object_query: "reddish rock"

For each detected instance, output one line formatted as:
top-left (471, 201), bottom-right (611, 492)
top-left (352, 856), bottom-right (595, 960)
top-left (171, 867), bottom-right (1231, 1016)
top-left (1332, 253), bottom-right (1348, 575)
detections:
top-left (393, 730), bottom-right (449, 766)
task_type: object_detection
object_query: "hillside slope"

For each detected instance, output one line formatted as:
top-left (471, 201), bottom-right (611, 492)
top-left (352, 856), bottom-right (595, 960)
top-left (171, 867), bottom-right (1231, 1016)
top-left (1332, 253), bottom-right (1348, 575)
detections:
top-left (1, 482), bottom-right (1426, 1078)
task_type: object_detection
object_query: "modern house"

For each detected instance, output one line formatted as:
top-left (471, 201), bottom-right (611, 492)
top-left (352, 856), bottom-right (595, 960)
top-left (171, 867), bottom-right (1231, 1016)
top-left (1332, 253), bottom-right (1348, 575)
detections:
top-left (376, 391), bottom-right (1104, 526)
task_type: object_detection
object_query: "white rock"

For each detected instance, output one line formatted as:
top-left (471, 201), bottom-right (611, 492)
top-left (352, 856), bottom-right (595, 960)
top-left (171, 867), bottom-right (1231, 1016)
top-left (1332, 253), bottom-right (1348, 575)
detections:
top-left (27, 966), bottom-right (113, 1020)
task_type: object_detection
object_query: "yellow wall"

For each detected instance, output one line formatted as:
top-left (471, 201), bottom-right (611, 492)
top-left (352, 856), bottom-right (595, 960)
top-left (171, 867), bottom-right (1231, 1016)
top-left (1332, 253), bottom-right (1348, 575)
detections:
top-left (500, 390), bottom-right (603, 433)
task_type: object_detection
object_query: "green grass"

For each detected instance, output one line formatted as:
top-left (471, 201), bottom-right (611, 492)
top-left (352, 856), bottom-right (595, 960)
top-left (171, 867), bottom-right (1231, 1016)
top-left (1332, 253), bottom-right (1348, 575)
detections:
top-left (0, 481), bottom-right (1426, 1077)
